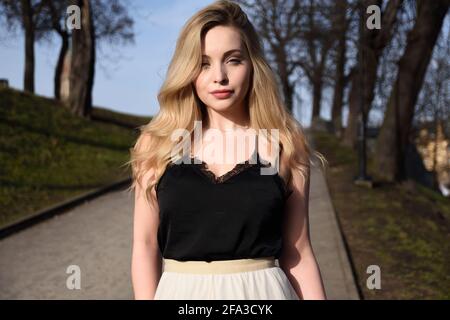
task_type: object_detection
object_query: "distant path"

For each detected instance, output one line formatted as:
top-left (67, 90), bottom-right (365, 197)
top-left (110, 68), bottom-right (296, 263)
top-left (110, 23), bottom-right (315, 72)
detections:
top-left (307, 130), bottom-right (360, 299)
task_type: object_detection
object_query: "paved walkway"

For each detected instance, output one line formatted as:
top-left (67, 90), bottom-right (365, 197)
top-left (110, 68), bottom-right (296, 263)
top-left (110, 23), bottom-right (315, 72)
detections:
top-left (0, 191), bottom-right (135, 299)
top-left (0, 133), bottom-right (359, 300)
top-left (307, 131), bottom-right (360, 299)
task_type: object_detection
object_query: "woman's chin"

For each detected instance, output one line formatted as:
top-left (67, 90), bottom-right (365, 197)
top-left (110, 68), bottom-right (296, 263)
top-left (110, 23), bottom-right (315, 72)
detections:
top-left (207, 103), bottom-right (234, 112)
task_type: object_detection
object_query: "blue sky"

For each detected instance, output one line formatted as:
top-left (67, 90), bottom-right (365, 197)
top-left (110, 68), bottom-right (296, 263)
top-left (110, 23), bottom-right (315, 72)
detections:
top-left (0, 0), bottom-right (319, 126)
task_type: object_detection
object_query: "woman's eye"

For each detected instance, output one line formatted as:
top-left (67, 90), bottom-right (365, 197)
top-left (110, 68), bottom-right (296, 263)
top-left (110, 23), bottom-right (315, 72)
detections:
top-left (229, 58), bottom-right (241, 64)
top-left (200, 59), bottom-right (241, 69)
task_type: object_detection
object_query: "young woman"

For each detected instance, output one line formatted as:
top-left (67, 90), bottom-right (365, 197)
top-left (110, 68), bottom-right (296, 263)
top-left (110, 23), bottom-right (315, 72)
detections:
top-left (128, 0), bottom-right (327, 300)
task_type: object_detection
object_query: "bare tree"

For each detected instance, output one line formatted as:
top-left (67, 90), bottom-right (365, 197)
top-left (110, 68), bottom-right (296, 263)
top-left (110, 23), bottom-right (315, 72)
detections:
top-left (239, 0), bottom-right (335, 123)
top-left (330, 0), bottom-right (352, 137)
top-left (42, 0), bottom-right (134, 101)
top-left (68, 0), bottom-right (94, 117)
top-left (41, 0), bottom-right (70, 100)
top-left (343, 0), bottom-right (403, 148)
top-left (0, 0), bottom-right (48, 93)
top-left (374, 0), bottom-right (449, 182)
top-left (297, 0), bottom-right (334, 125)
top-left (237, 0), bottom-right (303, 112)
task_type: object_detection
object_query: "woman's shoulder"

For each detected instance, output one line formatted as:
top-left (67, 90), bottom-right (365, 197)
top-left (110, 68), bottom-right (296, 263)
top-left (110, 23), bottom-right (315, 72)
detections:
top-left (257, 134), bottom-right (292, 188)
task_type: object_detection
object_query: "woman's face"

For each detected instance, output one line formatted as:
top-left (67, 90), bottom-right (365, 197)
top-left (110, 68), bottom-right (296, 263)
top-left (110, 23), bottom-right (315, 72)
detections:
top-left (194, 25), bottom-right (252, 115)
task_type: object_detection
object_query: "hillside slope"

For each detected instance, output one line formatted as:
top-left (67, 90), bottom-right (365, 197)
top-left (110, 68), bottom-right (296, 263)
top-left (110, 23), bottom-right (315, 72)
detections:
top-left (0, 88), bottom-right (151, 228)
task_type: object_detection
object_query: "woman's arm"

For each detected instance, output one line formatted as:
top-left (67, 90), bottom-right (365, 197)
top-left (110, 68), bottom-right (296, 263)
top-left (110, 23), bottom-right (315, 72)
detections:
top-left (279, 165), bottom-right (327, 300)
top-left (131, 141), bottom-right (162, 299)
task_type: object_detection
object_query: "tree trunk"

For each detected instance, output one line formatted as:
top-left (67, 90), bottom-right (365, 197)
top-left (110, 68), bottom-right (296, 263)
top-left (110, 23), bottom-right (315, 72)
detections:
top-left (342, 70), bottom-right (357, 147)
top-left (281, 76), bottom-right (293, 112)
top-left (311, 77), bottom-right (322, 122)
top-left (21, 0), bottom-right (35, 93)
top-left (331, 31), bottom-right (346, 137)
top-left (276, 45), bottom-right (294, 112)
top-left (343, 0), bottom-right (403, 148)
top-left (331, 0), bottom-right (347, 138)
top-left (343, 51), bottom-right (378, 148)
top-left (54, 32), bottom-right (69, 100)
top-left (69, 0), bottom-right (95, 118)
top-left (374, 0), bottom-right (449, 182)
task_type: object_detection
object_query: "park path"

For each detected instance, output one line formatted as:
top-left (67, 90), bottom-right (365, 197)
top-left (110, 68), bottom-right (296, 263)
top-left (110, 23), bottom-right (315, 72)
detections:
top-left (0, 133), bottom-right (359, 299)
top-left (0, 190), bottom-right (135, 299)
top-left (306, 131), bottom-right (360, 299)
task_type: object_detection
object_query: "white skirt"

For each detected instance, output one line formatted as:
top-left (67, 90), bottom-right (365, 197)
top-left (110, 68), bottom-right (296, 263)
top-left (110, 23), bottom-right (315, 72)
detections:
top-left (154, 257), bottom-right (300, 300)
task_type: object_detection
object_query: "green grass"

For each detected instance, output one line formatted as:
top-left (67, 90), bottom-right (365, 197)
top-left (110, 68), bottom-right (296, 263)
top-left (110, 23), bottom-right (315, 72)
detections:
top-left (91, 105), bottom-right (152, 129)
top-left (312, 130), bottom-right (450, 299)
top-left (0, 88), bottom-right (151, 228)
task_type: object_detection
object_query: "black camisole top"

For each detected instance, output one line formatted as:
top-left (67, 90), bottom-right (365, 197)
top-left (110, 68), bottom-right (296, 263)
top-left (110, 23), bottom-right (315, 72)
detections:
top-left (155, 140), bottom-right (293, 262)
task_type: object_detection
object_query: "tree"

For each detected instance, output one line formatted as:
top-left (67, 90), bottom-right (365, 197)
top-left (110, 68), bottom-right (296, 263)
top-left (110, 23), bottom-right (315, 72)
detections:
top-left (330, 0), bottom-right (350, 137)
top-left (342, 0), bottom-right (403, 148)
top-left (42, 0), bottom-right (70, 100)
top-left (43, 0), bottom-right (134, 101)
top-left (301, 0), bottom-right (334, 124)
top-left (237, 0), bottom-right (303, 112)
top-left (0, 0), bottom-right (48, 93)
top-left (374, 0), bottom-right (449, 182)
top-left (239, 0), bottom-right (335, 122)
top-left (68, 0), bottom-right (94, 117)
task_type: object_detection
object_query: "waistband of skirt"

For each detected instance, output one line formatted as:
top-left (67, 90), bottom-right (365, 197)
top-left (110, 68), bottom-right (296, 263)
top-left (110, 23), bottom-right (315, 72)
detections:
top-left (163, 257), bottom-right (276, 274)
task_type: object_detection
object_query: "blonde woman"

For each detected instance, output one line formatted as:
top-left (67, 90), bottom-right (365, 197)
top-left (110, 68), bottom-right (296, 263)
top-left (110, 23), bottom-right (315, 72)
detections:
top-left (128, 0), bottom-right (327, 300)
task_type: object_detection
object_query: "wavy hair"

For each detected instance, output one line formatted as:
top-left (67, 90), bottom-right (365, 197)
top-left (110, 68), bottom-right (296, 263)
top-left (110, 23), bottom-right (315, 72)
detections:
top-left (124, 0), bottom-right (327, 204)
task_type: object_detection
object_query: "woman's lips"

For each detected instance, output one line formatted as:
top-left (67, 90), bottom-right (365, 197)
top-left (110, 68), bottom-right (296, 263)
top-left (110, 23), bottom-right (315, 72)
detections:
top-left (211, 90), bottom-right (233, 99)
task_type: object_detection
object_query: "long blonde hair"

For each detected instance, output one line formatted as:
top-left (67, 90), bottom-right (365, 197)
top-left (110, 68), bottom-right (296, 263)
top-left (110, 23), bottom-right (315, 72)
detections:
top-left (125, 0), bottom-right (326, 203)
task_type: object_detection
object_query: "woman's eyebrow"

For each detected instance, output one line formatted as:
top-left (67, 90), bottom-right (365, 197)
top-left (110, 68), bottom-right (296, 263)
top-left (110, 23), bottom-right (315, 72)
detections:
top-left (202, 49), bottom-right (243, 59)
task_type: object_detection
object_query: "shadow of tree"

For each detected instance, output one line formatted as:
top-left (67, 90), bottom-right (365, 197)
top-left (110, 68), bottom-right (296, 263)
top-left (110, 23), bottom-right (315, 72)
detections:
top-left (1, 118), bottom-right (131, 151)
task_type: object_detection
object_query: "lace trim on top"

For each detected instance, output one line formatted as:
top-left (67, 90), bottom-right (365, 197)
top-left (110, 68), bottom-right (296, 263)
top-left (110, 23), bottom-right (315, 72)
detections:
top-left (192, 156), bottom-right (259, 184)
top-left (190, 145), bottom-right (259, 184)
top-left (191, 154), bottom-right (292, 198)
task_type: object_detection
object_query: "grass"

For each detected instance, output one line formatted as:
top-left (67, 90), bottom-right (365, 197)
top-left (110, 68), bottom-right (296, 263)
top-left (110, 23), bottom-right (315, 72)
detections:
top-left (0, 88), bottom-right (151, 228)
top-left (312, 130), bottom-right (450, 299)
top-left (91, 105), bottom-right (151, 129)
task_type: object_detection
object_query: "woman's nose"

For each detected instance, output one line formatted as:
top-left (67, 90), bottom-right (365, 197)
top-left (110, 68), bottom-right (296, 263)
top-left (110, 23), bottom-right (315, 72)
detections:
top-left (213, 64), bottom-right (228, 84)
